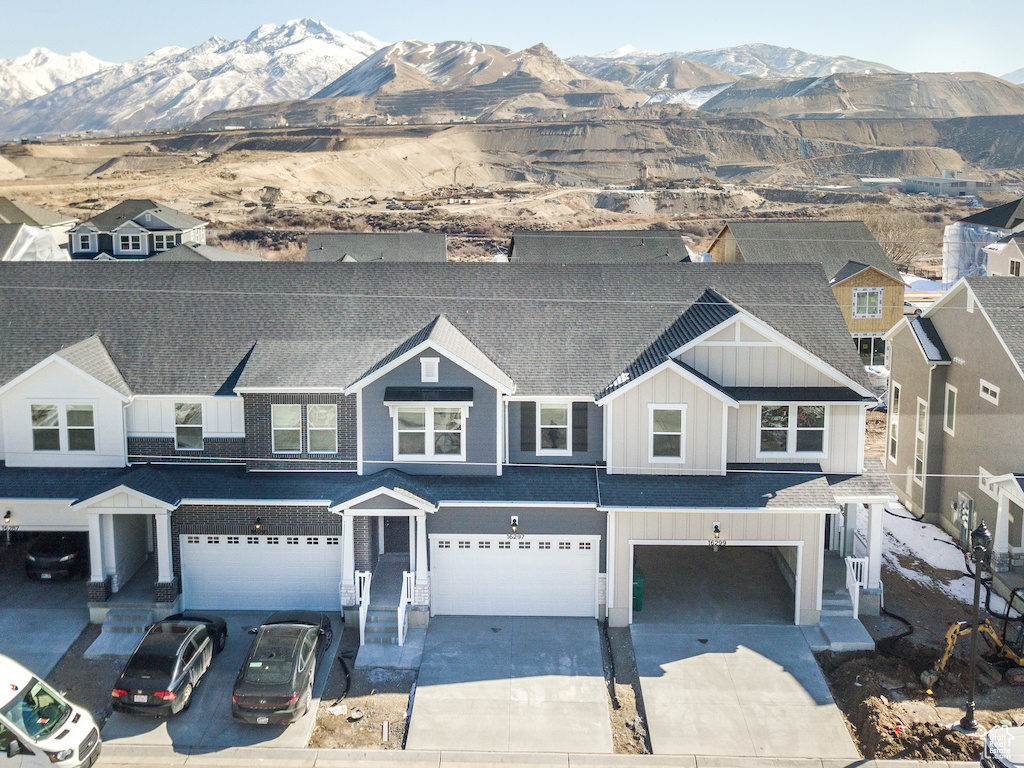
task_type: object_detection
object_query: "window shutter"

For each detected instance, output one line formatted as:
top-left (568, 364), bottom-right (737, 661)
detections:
top-left (520, 402), bottom-right (536, 452)
top-left (572, 402), bottom-right (589, 453)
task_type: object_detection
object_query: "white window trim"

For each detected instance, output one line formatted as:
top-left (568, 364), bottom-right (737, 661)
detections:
top-left (1010, 259), bottom-right (1022, 278)
top-left (420, 357), bottom-right (439, 383)
top-left (913, 397), bottom-right (927, 486)
top-left (536, 402), bottom-right (572, 457)
top-left (76, 233), bottom-right (94, 252)
top-left (29, 402), bottom-right (97, 454)
top-left (173, 401), bottom-right (204, 451)
top-left (306, 403), bottom-right (338, 455)
top-left (648, 403), bottom-right (686, 463)
top-left (852, 287), bottom-right (884, 319)
top-left (943, 384), bottom-right (957, 436)
top-left (755, 403), bottom-right (829, 459)
top-left (271, 403), bottom-right (303, 455)
top-left (979, 379), bottom-right (1000, 406)
top-left (116, 233), bottom-right (144, 253)
top-left (888, 382), bottom-right (900, 463)
top-left (152, 233), bottom-right (175, 251)
top-left (390, 404), bottom-right (469, 462)
top-left (979, 466), bottom-right (999, 501)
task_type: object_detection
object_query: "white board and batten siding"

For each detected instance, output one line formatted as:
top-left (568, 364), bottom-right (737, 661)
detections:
top-left (608, 368), bottom-right (726, 475)
top-left (728, 403), bottom-right (864, 474)
top-left (429, 534), bottom-right (599, 617)
top-left (678, 330), bottom-right (838, 388)
top-left (181, 534), bottom-right (343, 610)
top-left (126, 396), bottom-right (244, 438)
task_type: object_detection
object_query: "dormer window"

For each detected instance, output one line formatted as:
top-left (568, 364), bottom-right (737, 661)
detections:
top-left (420, 357), bottom-right (439, 383)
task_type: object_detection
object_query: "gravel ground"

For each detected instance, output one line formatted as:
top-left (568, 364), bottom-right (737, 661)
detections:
top-left (604, 625), bottom-right (651, 754)
top-left (45, 623), bottom-right (123, 728)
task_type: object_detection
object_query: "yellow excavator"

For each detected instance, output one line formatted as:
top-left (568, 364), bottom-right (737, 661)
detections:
top-left (921, 619), bottom-right (1024, 688)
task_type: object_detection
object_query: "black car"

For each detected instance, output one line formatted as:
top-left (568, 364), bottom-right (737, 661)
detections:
top-left (24, 532), bottom-right (89, 579)
top-left (161, 611), bottom-right (229, 653)
top-left (231, 610), bottom-right (333, 725)
top-left (111, 617), bottom-right (222, 716)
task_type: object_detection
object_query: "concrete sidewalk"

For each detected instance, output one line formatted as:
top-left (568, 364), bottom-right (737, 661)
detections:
top-left (96, 743), bottom-right (979, 768)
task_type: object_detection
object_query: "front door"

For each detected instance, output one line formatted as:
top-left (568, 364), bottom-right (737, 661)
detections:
top-left (383, 516), bottom-right (410, 554)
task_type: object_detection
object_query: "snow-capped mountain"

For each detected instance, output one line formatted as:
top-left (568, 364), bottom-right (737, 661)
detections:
top-left (571, 43), bottom-right (899, 81)
top-left (0, 20), bottom-right (385, 137)
top-left (0, 47), bottom-right (112, 107)
top-left (1003, 67), bottom-right (1024, 85)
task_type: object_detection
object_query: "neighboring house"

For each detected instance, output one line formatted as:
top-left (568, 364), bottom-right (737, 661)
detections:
top-left (708, 221), bottom-right (905, 367)
top-left (305, 232), bottom-right (448, 262)
top-left (884, 276), bottom-right (1024, 598)
top-left (942, 197), bottom-right (1024, 283)
top-left (982, 233), bottom-right (1024, 278)
top-left (68, 200), bottom-right (208, 260)
top-left (0, 197), bottom-right (77, 247)
top-left (904, 170), bottom-right (996, 197)
top-left (0, 223), bottom-right (67, 261)
top-left (145, 243), bottom-right (266, 262)
top-left (0, 262), bottom-right (891, 647)
top-left (508, 229), bottom-right (690, 263)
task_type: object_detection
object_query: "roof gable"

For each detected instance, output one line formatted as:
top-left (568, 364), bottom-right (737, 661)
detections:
top-left (959, 197), bottom-right (1024, 230)
top-left (0, 335), bottom-right (131, 400)
top-left (0, 198), bottom-right (75, 228)
top-left (81, 200), bottom-right (206, 233)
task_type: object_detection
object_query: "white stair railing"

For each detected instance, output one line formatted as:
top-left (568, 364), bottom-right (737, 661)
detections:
top-left (397, 571), bottom-right (414, 647)
top-left (844, 556), bottom-right (869, 617)
top-left (356, 570), bottom-right (372, 646)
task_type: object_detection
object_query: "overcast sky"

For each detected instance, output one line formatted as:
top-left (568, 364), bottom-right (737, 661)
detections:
top-left (2, 0), bottom-right (1020, 77)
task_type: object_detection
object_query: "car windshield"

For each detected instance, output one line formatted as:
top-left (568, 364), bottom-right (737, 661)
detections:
top-left (29, 536), bottom-right (76, 556)
top-left (0, 678), bottom-right (70, 741)
top-left (123, 652), bottom-right (176, 680)
top-left (243, 627), bottom-right (303, 685)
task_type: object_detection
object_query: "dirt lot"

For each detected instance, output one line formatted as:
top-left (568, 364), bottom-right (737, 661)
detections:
top-left (604, 626), bottom-right (651, 754)
top-left (46, 624), bottom-right (123, 727)
top-left (308, 628), bottom-right (416, 750)
top-left (865, 410), bottom-right (886, 459)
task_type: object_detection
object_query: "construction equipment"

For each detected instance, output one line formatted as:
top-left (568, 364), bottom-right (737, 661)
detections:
top-left (921, 619), bottom-right (1024, 688)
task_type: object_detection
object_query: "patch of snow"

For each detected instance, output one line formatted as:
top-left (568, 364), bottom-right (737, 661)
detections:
top-left (902, 273), bottom-right (950, 291)
top-left (645, 81), bottom-right (734, 109)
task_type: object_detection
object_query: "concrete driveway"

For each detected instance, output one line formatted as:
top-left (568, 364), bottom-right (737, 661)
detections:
top-left (0, 540), bottom-right (90, 676)
top-left (406, 617), bottom-right (613, 753)
top-left (101, 611), bottom-right (342, 750)
top-left (632, 623), bottom-right (859, 759)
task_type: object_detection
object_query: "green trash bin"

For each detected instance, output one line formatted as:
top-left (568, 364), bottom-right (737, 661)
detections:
top-left (632, 568), bottom-right (646, 612)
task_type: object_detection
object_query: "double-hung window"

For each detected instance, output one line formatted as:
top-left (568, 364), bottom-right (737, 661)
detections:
top-left (757, 404), bottom-right (826, 457)
top-left (307, 404), bottom-right (337, 453)
top-left (174, 403), bottom-right (203, 450)
top-left (395, 406), bottom-right (465, 460)
top-left (649, 405), bottom-right (685, 462)
top-left (914, 398), bottom-right (927, 484)
top-left (31, 404), bottom-right (95, 452)
top-left (852, 288), bottom-right (883, 319)
top-left (1010, 259), bottom-right (1021, 278)
top-left (118, 234), bottom-right (142, 252)
top-left (943, 384), bottom-right (957, 436)
top-left (537, 403), bottom-right (570, 455)
top-left (77, 234), bottom-right (91, 252)
top-left (153, 233), bottom-right (175, 251)
top-left (888, 383), bottom-right (900, 462)
top-left (272, 404), bottom-right (302, 453)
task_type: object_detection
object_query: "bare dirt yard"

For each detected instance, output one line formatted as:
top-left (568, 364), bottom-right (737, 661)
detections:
top-left (865, 410), bottom-right (886, 459)
top-left (45, 624), bottom-right (123, 727)
top-left (604, 626), bottom-right (651, 755)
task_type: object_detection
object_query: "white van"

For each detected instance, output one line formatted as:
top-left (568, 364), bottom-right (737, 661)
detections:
top-left (0, 655), bottom-right (100, 767)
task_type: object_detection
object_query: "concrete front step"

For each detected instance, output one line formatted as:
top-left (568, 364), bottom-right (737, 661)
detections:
top-left (102, 608), bottom-right (154, 634)
top-left (820, 615), bottom-right (876, 652)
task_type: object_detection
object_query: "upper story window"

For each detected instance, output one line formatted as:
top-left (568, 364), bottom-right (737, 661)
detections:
top-left (943, 384), bottom-right (957, 436)
top-left (979, 379), bottom-right (999, 406)
top-left (914, 398), bottom-right (927, 484)
top-left (537, 403), bottom-right (570, 456)
top-left (31, 404), bottom-right (95, 452)
top-left (757, 404), bottom-right (826, 457)
top-left (118, 234), bottom-right (142, 251)
top-left (394, 405), bottom-right (465, 461)
top-left (649, 404), bottom-right (685, 463)
top-left (153, 234), bottom-right (175, 251)
top-left (888, 382), bottom-right (900, 462)
top-left (1011, 259), bottom-right (1022, 277)
top-left (174, 402), bottom-right (203, 450)
top-left (307, 404), bottom-right (338, 454)
top-left (272, 404), bottom-right (302, 453)
top-left (852, 288), bottom-right (883, 319)
top-left (420, 358), bottom-right (439, 383)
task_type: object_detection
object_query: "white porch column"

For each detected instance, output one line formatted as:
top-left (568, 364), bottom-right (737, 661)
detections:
top-left (408, 514), bottom-right (416, 572)
top-left (415, 514), bottom-right (428, 585)
top-left (87, 512), bottom-right (104, 582)
top-left (993, 495), bottom-right (1011, 571)
top-left (341, 514), bottom-right (355, 588)
top-left (155, 513), bottom-right (173, 583)
top-left (842, 502), bottom-right (858, 558)
top-left (867, 503), bottom-right (884, 590)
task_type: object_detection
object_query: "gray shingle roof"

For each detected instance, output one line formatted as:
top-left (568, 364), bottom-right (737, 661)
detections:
top-left (306, 233), bottom-right (448, 263)
top-left (716, 220), bottom-right (901, 282)
top-left (146, 243), bottom-right (266, 262)
top-left (0, 224), bottom-right (22, 260)
top-left (0, 198), bottom-right (75, 228)
top-left (725, 386), bottom-right (873, 402)
top-left (827, 458), bottom-right (896, 501)
top-left (964, 276), bottom-right (1024, 374)
top-left (960, 198), bottom-right (1024, 230)
top-left (909, 317), bottom-right (951, 364)
top-left (53, 336), bottom-right (132, 397)
top-left (78, 200), bottom-right (207, 232)
top-left (0, 262), bottom-right (871, 398)
top-left (510, 229), bottom-right (689, 264)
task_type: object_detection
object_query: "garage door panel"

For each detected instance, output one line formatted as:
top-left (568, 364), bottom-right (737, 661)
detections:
top-left (180, 535), bottom-right (342, 610)
top-left (430, 535), bottom-right (597, 617)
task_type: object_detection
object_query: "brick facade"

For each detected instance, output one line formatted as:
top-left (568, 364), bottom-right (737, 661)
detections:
top-left (243, 393), bottom-right (356, 471)
top-left (154, 578), bottom-right (179, 603)
top-left (353, 515), bottom-right (373, 571)
top-left (169, 504), bottom-right (342, 595)
top-left (128, 437), bottom-right (245, 463)
top-left (86, 576), bottom-right (112, 602)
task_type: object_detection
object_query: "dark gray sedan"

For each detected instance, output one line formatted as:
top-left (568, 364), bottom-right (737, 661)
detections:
top-left (231, 610), bottom-right (333, 725)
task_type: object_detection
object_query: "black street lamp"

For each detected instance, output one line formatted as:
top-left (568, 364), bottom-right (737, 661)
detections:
top-left (960, 521), bottom-right (992, 733)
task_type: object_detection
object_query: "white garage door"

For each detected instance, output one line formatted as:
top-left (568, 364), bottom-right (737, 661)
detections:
top-left (430, 534), bottom-right (599, 617)
top-left (180, 534), bottom-right (342, 610)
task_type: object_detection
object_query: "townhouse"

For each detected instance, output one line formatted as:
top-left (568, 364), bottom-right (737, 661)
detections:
top-left (0, 262), bottom-right (891, 643)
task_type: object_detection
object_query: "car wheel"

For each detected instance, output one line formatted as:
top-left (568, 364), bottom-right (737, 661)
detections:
top-left (180, 683), bottom-right (194, 712)
top-left (216, 631), bottom-right (226, 653)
